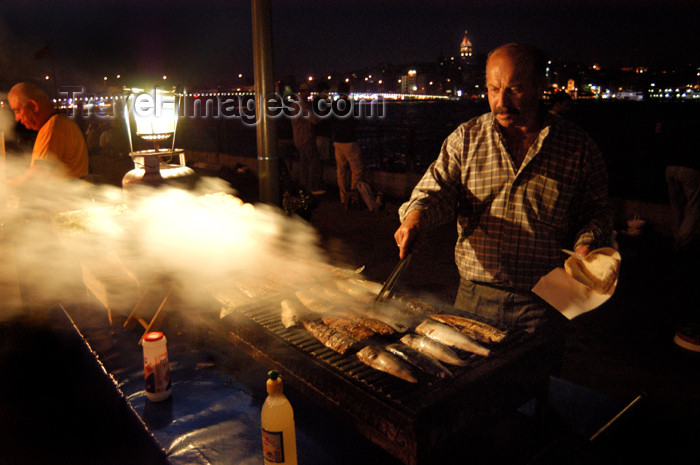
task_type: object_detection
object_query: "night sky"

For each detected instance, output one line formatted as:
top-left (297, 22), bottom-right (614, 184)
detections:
top-left (1, 0), bottom-right (698, 90)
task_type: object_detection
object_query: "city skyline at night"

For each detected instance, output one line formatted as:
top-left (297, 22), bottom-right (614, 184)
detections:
top-left (1, 0), bottom-right (699, 92)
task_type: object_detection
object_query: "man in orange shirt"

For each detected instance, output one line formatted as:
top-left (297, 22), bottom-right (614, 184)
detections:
top-left (7, 82), bottom-right (88, 187)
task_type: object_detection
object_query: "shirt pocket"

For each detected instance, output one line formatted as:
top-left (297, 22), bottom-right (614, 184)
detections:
top-left (522, 173), bottom-right (574, 230)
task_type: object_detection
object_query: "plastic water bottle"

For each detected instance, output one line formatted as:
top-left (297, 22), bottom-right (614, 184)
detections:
top-left (142, 331), bottom-right (171, 402)
top-left (261, 370), bottom-right (297, 465)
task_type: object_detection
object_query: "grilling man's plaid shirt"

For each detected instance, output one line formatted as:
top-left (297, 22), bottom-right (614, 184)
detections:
top-left (399, 112), bottom-right (613, 291)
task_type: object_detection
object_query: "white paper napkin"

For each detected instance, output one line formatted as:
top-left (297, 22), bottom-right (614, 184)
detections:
top-left (532, 267), bottom-right (617, 320)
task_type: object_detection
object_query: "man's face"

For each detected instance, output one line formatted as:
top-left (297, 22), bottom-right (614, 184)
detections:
top-left (486, 51), bottom-right (543, 130)
top-left (8, 93), bottom-right (40, 131)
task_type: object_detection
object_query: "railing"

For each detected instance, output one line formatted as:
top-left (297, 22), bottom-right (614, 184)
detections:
top-left (356, 121), bottom-right (456, 173)
top-left (177, 118), bottom-right (456, 175)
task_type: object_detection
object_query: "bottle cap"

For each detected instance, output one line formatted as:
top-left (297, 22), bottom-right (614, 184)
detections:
top-left (266, 370), bottom-right (283, 394)
top-left (144, 331), bottom-right (165, 342)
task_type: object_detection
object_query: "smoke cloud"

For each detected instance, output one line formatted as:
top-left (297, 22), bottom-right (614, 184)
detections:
top-left (0, 162), bottom-right (358, 325)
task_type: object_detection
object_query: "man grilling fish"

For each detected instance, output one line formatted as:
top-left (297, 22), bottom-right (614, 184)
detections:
top-left (394, 42), bottom-right (615, 332)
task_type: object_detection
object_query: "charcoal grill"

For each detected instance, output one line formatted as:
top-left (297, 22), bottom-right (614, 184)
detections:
top-left (201, 303), bottom-right (558, 465)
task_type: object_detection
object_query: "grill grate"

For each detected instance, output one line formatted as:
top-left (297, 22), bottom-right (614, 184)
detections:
top-left (212, 301), bottom-right (553, 465)
top-left (230, 303), bottom-right (526, 405)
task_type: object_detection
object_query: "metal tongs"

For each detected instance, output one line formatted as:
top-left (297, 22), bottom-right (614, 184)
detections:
top-left (375, 253), bottom-right (413, 303)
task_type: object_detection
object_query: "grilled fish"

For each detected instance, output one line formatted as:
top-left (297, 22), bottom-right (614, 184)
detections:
top-left (302, 320), bottom-right (359, 354)
top-left (399, 334), bottom-right (467, 366)
top-left (335, 279), bottom-right (376, 303)
top-left (322, 316), bottom-right (376, 340)
top-left (322, 263), bottom-right (364, 279)
top-left (353, 302), bottom-right (415, 333)
top-left (415, 320), bottom-right (491, 356)
top-left (348, 278), bottom-right (383, 295)
top-left (280, 298), bottom-right (310, 328)
top-left (356, 346), bottom-right (417, 383)
top-left (317, 285), bottom-right (359, 303)
top-left (347, 313), bottom-right (395, 336)
top-left (295, 289), bottom-right (334, 314)
top-left (429, 313), bottom-right (507, 344)
top-left (391, 295), bottom-right (440, 317)
top-left (385, 343), bottom-right (452, 379)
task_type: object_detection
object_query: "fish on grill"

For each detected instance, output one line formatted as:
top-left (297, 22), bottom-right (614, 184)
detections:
top-left (400, 334), bottom-right (467, 367)
top-left (322, 316), bottom-right (376, 340)
top-left (429, 314), bottom-right (507, 344)
top-left (302, 320), bottom-right (359, 354)
top-left (347, 313), bottom-right (395, 336)
top-left (415, 320), bottom-right (491, 357)
top-left (391, 295), bottom-right (442, 318)
top-left (356, 345), bottom-right (417, 383)
top-left (329, 310), bottom-right (395, 336)
top-left (348, 278), bottom-right (383, 295)
top-left (317, 285), bottom-right (361, 303)
top-left (217, 288), bottom-right (252, 319)
top-left (385, 343), bottom-right (452, 379)
top-left (335, 279), bottom-right (376, 303)
top-left (295, 289), bottom-right (334, 314)
top-left (353, 302), bottom-right (415, 333)
top-left (280, 298), bottom-right (314, 328)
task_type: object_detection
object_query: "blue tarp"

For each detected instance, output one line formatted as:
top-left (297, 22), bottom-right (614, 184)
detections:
top-left (67, 304), bottom-right (401, 465)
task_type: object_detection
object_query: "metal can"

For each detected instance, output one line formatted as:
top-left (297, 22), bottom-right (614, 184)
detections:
top-left (143, 331), bottom-right (172, 402)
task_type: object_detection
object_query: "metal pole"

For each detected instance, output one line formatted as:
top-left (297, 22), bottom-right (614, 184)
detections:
top-left (251, 0), bottom-right (280, 206)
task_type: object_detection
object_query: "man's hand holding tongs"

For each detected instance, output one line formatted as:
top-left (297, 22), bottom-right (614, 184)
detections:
top-left (394, 209), bottom-right (424, 259)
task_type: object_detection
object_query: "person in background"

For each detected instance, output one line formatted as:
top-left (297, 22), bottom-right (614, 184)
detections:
top-left (85, 120), bottom-right (102, 156)
top-left (290, 81), bottom-right (324, 195)
top-left (98, 120), bottom-right (115, 157)
top-left (394, 43), bottom-right (613, 332)
top-left (312, 81), bottom-right (332, 194)
top-left (657, 121), bottom-right (700, 349)
top-left (7, 82), bottom-right (88, 187)
top-left (6, 82), bottom-right (89, 310)
top-left (275, 80), bottom-right (296, 163)
top-left (548, 90), bottom-right (572, 117)
top-left (332, 81), bottom-right (382, 211)
top-left (663, 122), bottom-right (700, 254)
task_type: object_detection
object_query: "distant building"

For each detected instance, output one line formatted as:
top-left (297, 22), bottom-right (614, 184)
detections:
top-left (400, 69), bottom-right (426, 94)
top-left (457, 29), bottom-right (481, 96)
top-left (460, 30), bottom-right (473, 63)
